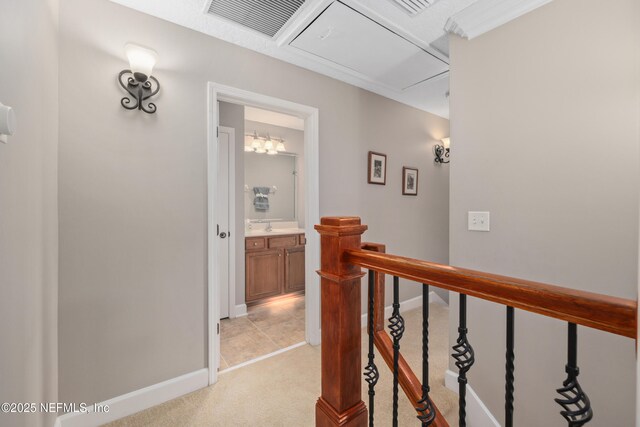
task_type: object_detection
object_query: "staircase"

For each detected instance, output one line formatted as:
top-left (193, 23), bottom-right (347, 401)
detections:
top-left (315, 217), bottom-right (637, 427)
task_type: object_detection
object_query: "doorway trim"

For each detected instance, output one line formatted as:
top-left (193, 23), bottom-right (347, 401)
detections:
top-left (218, 126), bottom-right (236, 321)
top-left (207, 82), bottom-right (321, 385)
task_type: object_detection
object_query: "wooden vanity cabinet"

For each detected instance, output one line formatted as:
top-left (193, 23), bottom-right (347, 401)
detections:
top-left (245, 233), bottom-right (305, 304)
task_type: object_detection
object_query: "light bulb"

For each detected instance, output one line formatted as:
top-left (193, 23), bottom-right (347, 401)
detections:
top-left (251, 138), bottom-right (262, 149)
top-left (125, 43), bottom-right (158, 82)
top-left (255, 146), bottom-right (267, 154)
top-left (441, 137), bottom-right (450, 149)
top-left (276, 141), bottom-right (285, 152)
top-left (267, 149), bottom-right (278, 155)
top-left (264, 139), bottom-right (274, 150)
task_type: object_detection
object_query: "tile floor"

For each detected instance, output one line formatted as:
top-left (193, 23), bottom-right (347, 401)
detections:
top-left (219, 294), bottom-right (305, 369)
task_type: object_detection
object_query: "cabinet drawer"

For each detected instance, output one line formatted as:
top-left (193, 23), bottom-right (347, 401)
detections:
top-left (246, 237), bottom-right (265, 250)
top-left (268, 235), bottom-right (298, 249)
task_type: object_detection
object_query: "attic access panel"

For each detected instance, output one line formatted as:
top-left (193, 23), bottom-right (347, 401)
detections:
top-left (206, 0), bottom-right (306, 38)
top-left (290, 2), bottom-right (448, 90)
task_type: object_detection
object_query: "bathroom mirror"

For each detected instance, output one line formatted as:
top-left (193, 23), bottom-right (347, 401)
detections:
top-left (245, 152), bottom-right (297, 221)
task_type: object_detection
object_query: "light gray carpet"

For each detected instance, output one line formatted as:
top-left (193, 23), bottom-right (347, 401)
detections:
top-left (104, 302), bottom-right (458, 426)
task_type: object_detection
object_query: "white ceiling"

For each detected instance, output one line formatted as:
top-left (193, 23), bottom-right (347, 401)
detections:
top-left (109, 0), bottom-right (552, 119)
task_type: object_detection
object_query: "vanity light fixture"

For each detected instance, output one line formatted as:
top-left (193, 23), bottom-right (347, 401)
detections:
top-left (246, 131), bottom-right (259, 152)
top-left (434, 137), bottom-right (450, 164)
top-left (245, 131), bottom-right (287, 154)
top-left (119, 43), bottom-right (160, 114)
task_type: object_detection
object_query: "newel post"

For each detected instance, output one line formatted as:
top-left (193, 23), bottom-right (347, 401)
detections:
top-left (315, 217), bottom-right (368, 427)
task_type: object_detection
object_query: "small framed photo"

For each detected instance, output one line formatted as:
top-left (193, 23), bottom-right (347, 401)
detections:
top-left (402, 167), bottom-right (418, 195)
top-left (368, 151), bottom-right (387, 185)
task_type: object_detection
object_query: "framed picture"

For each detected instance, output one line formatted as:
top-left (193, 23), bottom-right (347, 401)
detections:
top-left (402, 167), bottom-right (418, 195)
top-left (368, 151), bottom-right (387, 185)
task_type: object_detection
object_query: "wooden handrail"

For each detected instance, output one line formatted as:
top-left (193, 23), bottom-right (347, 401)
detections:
top-left (346, 248), bottom-right (637, 339)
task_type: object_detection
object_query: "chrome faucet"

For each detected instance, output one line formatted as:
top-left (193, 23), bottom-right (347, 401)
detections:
top-left (266, 221), bottom-right (272, 232)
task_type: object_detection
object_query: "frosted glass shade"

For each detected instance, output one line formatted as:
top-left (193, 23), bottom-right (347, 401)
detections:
top-left (276, 141), bottom-right (286, 152)
top-left (125, 43), bottom-right (158, 81)
top-left (441, 137), bottom-right (450, 149)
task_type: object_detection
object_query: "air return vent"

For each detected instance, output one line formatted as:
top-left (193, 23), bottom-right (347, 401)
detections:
top-left (206, 0), bottom-right (306, 38)
top-left (390, 0), bottom-right (437, 16)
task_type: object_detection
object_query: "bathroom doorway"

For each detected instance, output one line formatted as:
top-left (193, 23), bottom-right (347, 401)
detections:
top-left (207, 83), bottom-right (320, 385)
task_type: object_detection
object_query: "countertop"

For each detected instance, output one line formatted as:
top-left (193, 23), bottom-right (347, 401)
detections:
top-left (244, 228), bottom-right (306, 238)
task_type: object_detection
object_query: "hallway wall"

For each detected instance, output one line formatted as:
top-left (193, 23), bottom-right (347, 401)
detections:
top-left (449, 0), bottom-right (639, 424)
top-left (0, 0), bottom-right (59, 426)
top-left (57, 0), bottom-right (450, 404)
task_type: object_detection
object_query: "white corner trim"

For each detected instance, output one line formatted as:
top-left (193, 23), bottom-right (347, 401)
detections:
top-left (360, 291), bottom-right (446, 329)
top-left (444, 0), bottom-right (552, 40)
top-left (233, 303), bottom-right (248, 318)
top-left (54, 369), bottom-right (208, 427)
top-left (445, 370), bottom-right (500, 427)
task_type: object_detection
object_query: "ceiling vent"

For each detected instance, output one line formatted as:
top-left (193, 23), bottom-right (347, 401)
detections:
top-left (206, 0), bottom-right (306, 38)
top-left (389, 0), bottom-right (437, 16)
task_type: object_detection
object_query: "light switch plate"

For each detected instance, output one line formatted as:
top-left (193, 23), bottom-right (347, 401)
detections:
top-left (468, 211), bottom-right (490, 231)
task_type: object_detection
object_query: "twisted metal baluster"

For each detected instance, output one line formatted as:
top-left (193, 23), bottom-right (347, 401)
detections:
top-left (364, 270), bottom-right (379, 427)
top-left (555, 323), bottom-right (593, 427)
top-left (505, 306), bottom-right (515, 427)
top-left (389, 276), bottom-right (405, 427)
top-left (452, 294), bottom-right (475, 427)
top-left (416, 284), bottom-right (436, 426)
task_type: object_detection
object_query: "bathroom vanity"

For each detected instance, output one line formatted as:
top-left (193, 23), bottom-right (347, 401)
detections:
top-left (245, 231), bottom-right (306, 304)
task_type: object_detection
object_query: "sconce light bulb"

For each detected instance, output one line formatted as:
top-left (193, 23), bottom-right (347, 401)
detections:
top-left (442, 137), bottom-right (450, 149)
top-left (125, 43), bottom-right (158, 82)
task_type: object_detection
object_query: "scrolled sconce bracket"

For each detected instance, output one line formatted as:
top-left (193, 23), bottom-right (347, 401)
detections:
top-left (118, 70), bottom-right (160, 114)
top-left (434, 144), bottom-right (450, 164)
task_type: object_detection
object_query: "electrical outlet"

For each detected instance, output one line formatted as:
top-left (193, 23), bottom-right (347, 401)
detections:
top-left (468, 211), bottom-right (490, 231)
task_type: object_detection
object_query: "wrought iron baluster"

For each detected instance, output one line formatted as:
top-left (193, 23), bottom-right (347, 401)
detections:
top-left (389, 276), bottom-right (405, 427)
top-left (452, 294), bottom-right (475, 427)
top-left (416, 284), bottom-right (436, 426)
top-left (364, 270), bottom-right (379, 427)
top-left (555, 323), bottom-right (593, 427)
top-left (505, 306), bottom-right (515, 427)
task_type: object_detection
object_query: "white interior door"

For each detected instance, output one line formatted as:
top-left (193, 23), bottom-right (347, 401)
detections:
top-left (217, 128), bottom-right (232, 320)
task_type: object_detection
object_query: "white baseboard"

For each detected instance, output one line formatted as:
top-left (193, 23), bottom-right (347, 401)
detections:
top-left (445, 370), bottom-right (500, 427)
top-left (233, 303), bottom-right (248, 318)
top-left (54, 368), bottom-right (208, 427)
top-left (360, 291), bottom-right (446, 329)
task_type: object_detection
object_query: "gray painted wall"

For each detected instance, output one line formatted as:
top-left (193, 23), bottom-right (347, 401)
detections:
top-left (0, 0), bottom-right (59, 426)
top-left (58, 0), bottom-right (449, 404)
top-left (449, 0), bottom-right (639, 425)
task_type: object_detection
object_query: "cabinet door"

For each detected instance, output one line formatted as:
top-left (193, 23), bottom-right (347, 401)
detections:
top-left (285, 247), bottom-right (305, 293)
top-left (246, 249), bottom-right (283, 302)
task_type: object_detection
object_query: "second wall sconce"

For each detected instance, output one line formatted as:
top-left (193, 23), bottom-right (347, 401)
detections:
top-left (119, 43), bottom-right (160, 114)
top-left (434, 137), bottom-right (450, 164)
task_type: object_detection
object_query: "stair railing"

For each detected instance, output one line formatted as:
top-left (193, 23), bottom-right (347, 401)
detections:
top-left (314, 217), bottom-right (637, 427)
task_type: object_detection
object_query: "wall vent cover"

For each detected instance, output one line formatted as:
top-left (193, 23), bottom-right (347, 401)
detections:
top-left (389, 0), bottom-right (437, 16)
top-left (206, 0), bottom-right (306, 38)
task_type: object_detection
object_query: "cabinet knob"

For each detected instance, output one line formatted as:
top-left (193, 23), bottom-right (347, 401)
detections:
top-left (253, 242), bottom-right (257, 246)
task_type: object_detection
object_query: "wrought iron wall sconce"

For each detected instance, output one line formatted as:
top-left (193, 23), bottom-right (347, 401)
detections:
top-left (119, 44), bottom-right (160, 114)
top-left (434, 137), bottom-right (450, 164)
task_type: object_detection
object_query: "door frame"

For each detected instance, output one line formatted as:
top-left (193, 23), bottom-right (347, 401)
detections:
top-left (207, 82), bottom-right (321, 385)
top-left (217, 126), bottom-right (236, 320)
